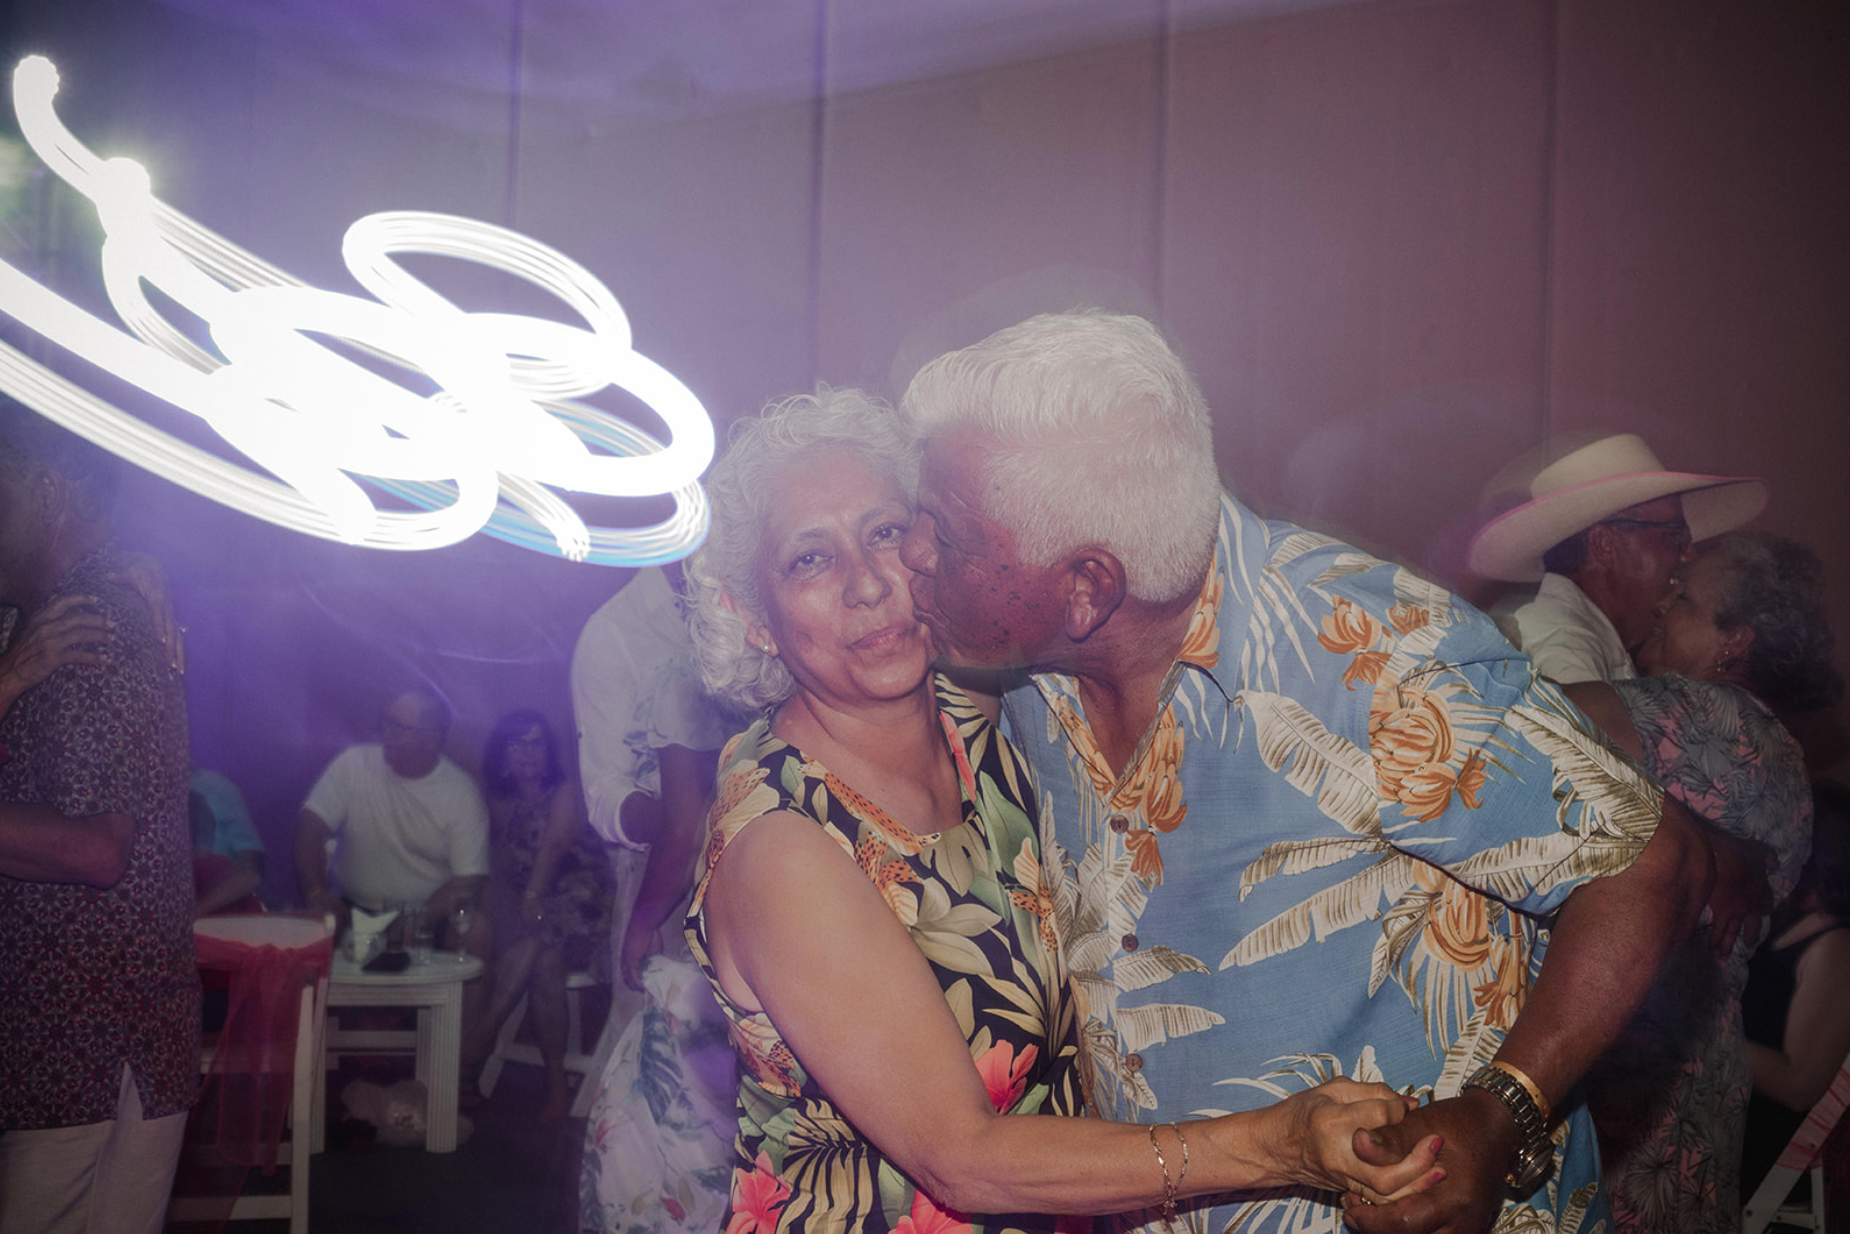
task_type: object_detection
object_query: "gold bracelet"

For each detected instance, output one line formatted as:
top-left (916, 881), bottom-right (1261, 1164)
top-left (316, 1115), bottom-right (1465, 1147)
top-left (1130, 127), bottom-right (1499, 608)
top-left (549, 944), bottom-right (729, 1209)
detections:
top-left (1148, 1123), bottom-right (1181, 1224)
top-left (1486, 1059), bottom-right (1551, 1126)
top-left (1173, 1121), bottom-right (1190, 1192)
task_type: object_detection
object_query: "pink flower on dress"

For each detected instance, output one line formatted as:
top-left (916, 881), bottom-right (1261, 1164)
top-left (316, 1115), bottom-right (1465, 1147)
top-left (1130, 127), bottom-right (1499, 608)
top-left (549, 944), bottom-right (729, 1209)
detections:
top-left (726, 1151), bottom-right (792, 1234)
top-left (894, 1188), bottom-right (973, 1234)
top-left (974, 1040), bottom-right (1039, 1112)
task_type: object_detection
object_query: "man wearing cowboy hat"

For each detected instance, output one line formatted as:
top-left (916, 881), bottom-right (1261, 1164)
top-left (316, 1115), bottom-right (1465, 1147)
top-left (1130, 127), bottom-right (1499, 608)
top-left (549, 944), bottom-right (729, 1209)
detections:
top-left (1468, 433), bottom-right (1767, 684)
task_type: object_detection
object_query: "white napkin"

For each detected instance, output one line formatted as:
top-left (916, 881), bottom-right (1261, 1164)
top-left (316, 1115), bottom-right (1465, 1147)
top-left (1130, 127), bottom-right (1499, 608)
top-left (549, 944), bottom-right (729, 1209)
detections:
top-left (348, 906), bottom-right (399, 962)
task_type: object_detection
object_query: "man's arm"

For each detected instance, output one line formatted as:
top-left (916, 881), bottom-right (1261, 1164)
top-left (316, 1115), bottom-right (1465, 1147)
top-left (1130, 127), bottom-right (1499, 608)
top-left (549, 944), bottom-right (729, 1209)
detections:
top-left (294, 808), bottom-right (340, 913)
top-left (193, 852), bottom-right (262, 916)
top-left (422, 873), bottom-right (489, 922)
top-left (0, 802), bottom-right (132, 886)
top-left (572, 620), bottom-right (642, 846)
top-left (620, 743), bottom-right (719, 987)
top-left (1346, 795), bottom-right (1711, 1234)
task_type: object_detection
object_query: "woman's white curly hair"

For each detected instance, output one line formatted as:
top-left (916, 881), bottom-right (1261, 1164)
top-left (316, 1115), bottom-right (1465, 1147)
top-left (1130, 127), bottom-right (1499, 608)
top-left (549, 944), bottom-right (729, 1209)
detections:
top-left (685, 387), bottom-right (920, 713)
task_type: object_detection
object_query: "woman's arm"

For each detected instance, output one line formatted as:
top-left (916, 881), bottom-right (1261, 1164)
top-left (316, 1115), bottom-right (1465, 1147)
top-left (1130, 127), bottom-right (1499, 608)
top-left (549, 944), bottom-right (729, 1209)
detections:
top-left (703, 812), bottom-right (1442, 1217)
top-left (1752, 929), bottom-right (1850, 1112)
top-left (519, 782), bottom-right (583, 921)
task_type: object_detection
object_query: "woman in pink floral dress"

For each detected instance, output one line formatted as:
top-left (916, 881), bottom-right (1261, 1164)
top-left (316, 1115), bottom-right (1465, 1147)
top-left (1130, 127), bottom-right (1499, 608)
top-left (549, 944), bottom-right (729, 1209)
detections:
top-left (1575, 533), bottom-right (1840, 1234)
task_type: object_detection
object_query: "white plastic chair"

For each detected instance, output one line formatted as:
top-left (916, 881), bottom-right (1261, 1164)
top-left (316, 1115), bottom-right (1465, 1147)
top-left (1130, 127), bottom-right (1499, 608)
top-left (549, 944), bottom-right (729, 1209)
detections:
top-left (1742, 1049), bottom-right (1850, 1234)
top-left (169, 915), bottom-right (332, 1234)
top-left (477, 969), bottom-right (622, 1118)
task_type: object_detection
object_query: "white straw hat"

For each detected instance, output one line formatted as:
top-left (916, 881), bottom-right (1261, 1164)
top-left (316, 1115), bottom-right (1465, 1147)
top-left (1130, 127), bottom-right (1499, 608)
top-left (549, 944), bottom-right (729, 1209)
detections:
top-left (1467, 433), bottom-right (1767, 582)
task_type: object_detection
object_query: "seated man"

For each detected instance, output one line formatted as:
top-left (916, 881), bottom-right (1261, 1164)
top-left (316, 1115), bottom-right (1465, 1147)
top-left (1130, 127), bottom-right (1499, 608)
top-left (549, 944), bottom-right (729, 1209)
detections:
top-left (294, 687), bottom-right (491, 969)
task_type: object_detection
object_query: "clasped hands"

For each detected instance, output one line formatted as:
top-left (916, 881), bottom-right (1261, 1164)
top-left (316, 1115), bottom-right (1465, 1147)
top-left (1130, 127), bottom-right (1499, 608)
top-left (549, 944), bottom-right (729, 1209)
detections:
top-left (1339, 1086), bottom-right (1522, 1234)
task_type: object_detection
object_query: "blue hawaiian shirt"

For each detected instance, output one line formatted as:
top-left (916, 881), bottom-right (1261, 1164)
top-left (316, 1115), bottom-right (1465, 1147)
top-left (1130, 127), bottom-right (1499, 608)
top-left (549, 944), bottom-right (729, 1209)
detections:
top-left (1001, 493), bottom-right (1661, 1234)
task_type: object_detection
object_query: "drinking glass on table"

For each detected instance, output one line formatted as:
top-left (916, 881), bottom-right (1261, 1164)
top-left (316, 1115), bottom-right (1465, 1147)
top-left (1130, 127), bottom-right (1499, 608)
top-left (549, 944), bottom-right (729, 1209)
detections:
top-left (449, 904), bottom-right (475, 963)
top-left (409, 903), bottom-right (435, 965)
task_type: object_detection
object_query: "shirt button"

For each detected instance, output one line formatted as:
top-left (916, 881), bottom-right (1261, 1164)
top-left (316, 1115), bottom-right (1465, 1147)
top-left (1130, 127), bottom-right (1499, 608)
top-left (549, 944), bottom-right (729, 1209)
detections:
top-left (1121, 933), bottom-right (1140, 952)
top-left (1108, 814), bottom-right (1131, 833)
top-left (1125, 1052), bottom-right (1144, 1072)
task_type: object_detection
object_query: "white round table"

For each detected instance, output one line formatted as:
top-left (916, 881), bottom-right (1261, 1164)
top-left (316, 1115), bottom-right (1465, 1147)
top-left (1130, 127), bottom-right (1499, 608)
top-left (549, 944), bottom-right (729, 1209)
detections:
top-left (316, 953), bottom-right (484, 1153)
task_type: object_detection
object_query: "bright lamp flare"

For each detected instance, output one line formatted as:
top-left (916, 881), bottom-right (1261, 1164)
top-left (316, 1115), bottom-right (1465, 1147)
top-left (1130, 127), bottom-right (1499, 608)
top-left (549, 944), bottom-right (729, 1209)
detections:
top-left (0, 55), bottom-right (712, 564)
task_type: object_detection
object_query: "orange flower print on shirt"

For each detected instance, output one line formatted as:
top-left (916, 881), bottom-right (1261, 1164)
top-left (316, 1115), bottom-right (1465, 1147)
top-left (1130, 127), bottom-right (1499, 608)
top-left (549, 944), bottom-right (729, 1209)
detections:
top-left (1369, 688), bottom-right (1492, 822)
top-left (1320, 598), bottom-right (1392, 690)
top-left (894, 1189), bottom-right (974, 1234)
top-left (974, 1039), bottom-right (1041, 1112)
top-left (727, 1151), bottom-right (793, 1234)
top-left (1371, 687), bottom-right (1465, 821)
top-left (1472, 933), bottom-right (1526, 1031)
top-left (1344, 649), bottom-right (1393, 690)
top-left (1455, 751), bottom-right (1487, 810)
top-left (1125, 829), bottom-right (1165, 885)
top-left (1414, 864), bottom-right (1492, 971)
top-left (1396, 762), bottom-right (1466, 823)
top-left (1135, 707), bottom-right (1188, 835)
top-left (1049, 696), bottom-right (1119, 802)
top-left (1320, 597), bottom-right (1386, 655)
top-left (1178, 569), bottom-right (1225, 670)
top-left (1388, 602), bottom-right (1431, 637)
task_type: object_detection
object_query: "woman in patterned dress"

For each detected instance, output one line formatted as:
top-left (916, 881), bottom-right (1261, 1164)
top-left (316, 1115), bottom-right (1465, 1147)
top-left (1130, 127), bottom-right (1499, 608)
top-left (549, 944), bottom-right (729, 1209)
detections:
top-left (472, 707), bottom-right (613, 1119)
top-left (675, 389), bottom-right (1446, 1234)
top-left (1573, 533), bottom-right (1840, 1234)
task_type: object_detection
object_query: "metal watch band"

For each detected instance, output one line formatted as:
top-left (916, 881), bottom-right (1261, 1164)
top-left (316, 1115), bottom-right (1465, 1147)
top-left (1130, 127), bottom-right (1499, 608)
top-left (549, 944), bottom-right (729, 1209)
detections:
top-left (1463, 1063), bottom-right (1553, 1191)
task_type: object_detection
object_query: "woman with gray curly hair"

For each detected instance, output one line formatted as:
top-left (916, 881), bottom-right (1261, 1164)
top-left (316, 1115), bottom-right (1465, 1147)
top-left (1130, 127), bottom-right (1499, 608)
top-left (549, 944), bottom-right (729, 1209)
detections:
top-left (678, 387), bottom-right (1443, 1234)
top-left (1575, 532), bottom-right (1840, 1234)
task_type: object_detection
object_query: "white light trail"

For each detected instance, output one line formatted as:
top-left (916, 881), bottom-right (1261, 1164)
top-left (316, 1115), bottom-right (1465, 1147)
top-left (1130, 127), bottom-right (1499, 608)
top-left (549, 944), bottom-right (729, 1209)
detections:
top-left (0, 55), bottom-right (712, 565)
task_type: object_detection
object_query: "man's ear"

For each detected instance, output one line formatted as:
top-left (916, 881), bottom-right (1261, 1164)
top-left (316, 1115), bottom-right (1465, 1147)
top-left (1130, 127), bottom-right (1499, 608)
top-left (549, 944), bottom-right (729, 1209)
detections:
top-left (718, 586), bottom-right (774, 657)
top-left (1584, 522), bottom-right (1621, 569)
top-left (1061, 550), bottom-right (1129, 642)
top-left (32, 467), bottom-right (71, 535)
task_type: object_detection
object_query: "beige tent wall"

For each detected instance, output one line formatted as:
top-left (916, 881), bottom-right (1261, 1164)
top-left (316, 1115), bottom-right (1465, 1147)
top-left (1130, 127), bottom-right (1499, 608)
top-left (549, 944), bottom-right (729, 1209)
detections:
top-left (5, 0), bottom-right (1845, 899)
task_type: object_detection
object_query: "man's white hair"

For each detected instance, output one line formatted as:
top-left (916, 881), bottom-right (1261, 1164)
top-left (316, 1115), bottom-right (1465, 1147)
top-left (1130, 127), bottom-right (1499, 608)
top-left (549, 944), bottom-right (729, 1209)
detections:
top-left (900, 311), bottom-right (1220, 603)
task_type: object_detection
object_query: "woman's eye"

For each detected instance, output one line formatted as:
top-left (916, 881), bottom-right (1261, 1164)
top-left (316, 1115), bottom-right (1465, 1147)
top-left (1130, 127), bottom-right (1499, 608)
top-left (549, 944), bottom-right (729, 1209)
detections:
top-left (870, 522), bottom-right (909, 547)
top-left (787, 551), bottom-right (826, 575)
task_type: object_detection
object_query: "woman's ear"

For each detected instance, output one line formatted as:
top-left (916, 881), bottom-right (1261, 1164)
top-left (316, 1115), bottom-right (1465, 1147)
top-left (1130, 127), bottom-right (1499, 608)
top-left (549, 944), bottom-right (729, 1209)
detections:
top-left (1720, 623), bottom-right (1755, 665)
top-left (719, 587), bottom-right (775, 657)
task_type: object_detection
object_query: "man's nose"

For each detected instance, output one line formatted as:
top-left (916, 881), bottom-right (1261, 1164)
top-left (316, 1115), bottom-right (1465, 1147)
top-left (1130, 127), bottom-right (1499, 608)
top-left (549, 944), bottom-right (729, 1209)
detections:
top-left (900, 516), bottom-right (936, 574)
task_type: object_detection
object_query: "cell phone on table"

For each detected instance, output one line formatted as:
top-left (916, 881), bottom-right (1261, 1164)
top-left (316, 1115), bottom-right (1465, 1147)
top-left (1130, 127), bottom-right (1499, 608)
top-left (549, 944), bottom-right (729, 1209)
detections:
top-left (362, 949), bottom-right (412, 973)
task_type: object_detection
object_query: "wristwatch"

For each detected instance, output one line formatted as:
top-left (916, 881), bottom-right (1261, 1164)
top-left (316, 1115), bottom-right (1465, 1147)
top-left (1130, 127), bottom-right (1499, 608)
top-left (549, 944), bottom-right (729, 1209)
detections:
top-left (1463, 1063), bottom-right (1553, 1191)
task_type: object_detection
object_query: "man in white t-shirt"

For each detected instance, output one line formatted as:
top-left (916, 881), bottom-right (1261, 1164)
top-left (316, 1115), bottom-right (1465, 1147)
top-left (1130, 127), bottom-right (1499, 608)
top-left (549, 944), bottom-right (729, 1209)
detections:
top-left (294, 688), bottom-right (490, 947)
top-left (1469, 433), bottom-right (1767, 684)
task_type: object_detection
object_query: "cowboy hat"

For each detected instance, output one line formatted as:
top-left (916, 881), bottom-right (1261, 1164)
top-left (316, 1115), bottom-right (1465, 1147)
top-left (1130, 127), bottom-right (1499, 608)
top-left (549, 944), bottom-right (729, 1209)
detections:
top-left (1467, 433), bottom-right (1767, 582)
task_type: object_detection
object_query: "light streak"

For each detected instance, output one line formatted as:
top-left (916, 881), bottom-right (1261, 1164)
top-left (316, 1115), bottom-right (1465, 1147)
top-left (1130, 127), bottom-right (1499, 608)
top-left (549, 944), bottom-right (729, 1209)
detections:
top-left (0, 55), bottom-right (712, 565)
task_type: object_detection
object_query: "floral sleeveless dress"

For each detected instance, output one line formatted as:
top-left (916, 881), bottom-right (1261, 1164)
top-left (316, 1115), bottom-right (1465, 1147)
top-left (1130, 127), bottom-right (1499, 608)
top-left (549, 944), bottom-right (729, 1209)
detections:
top-left (494, 786), bottom-right (613, 967)
top-left (686, 675), bottom-right (1087, 1234)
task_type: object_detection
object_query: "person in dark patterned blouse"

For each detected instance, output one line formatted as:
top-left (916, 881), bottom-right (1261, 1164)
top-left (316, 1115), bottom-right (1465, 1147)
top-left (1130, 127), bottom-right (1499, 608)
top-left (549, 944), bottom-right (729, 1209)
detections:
top-left (675, 389), bottom-right (1445, 1234)
top-left (0, 399), bottom-right (196, 1234)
